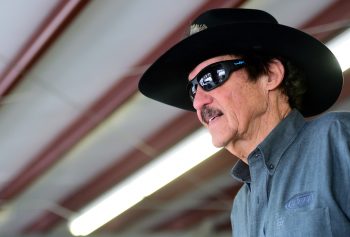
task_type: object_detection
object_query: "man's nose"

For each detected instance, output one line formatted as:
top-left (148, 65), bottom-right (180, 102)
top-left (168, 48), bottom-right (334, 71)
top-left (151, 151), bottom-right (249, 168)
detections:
top-left (193, 87), bottom-right (213, 111)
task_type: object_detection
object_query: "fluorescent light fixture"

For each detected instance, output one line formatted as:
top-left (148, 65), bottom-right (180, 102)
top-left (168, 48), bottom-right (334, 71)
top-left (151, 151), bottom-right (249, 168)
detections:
top-left (327, 28), bottom-right (350, 72)
top-left (68, 128), bottom-right (219, 236)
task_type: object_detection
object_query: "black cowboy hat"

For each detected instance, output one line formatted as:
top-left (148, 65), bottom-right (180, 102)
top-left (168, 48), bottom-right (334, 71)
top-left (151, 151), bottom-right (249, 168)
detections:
top-left (138, 8), bottom-right (343, 117)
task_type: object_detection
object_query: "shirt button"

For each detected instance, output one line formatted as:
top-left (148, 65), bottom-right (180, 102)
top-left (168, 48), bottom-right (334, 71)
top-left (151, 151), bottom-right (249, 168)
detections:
top-left (268, 163), bottom-right (274, 170)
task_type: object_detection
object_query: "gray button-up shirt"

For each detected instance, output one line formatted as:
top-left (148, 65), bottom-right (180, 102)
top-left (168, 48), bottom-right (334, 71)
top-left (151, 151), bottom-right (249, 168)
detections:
top-left (231, 109), bottom-right (350, 237)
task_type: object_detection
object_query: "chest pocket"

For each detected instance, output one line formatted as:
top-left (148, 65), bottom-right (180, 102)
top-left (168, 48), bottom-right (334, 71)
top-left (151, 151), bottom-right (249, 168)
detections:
top-left (271, 208), bottom-right (332, 237)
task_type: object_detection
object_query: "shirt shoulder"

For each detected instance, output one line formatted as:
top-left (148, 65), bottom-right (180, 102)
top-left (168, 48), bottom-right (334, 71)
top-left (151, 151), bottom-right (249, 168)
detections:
top-left (304, 111), bottom-right (350, 171)
top-left (294, 112), bottom-right (350, 172)
top-left (304, 111), bottom-right (350, 136)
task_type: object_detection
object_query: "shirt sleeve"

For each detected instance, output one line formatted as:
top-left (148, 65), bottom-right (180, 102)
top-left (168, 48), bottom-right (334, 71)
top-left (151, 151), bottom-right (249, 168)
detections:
top-left (327, 112), bottom-right (350, 218)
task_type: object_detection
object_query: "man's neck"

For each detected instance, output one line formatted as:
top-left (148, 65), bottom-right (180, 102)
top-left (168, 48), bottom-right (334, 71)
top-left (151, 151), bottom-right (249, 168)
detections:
top-left (226, 105), bottom-right (291, 164)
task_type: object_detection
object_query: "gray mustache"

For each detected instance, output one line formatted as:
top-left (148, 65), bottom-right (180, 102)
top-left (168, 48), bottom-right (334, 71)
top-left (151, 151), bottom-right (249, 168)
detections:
top-left (201, 105), bottom-right (223, 123)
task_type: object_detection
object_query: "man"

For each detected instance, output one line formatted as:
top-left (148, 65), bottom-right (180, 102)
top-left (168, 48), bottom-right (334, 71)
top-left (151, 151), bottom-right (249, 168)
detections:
top-left (138, 8), bottom-right (350, 237)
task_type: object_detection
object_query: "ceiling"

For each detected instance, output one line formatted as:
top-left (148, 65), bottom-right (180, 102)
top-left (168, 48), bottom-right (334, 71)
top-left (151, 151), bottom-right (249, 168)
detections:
top-left (0, 0), bottom-right (349, 237)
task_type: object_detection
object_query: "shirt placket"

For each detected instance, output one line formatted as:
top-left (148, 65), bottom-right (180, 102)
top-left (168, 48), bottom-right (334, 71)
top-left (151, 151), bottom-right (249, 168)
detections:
top-left (248, 150), bottom-right (269, 237)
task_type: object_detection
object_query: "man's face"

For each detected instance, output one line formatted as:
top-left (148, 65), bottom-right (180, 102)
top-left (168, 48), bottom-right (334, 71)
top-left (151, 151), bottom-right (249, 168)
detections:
top-left (188, 55), bottom-right (269, 151)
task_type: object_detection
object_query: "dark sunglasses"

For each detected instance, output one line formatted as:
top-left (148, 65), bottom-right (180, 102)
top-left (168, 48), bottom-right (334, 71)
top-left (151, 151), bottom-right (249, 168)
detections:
top-left (187, 59), bottom-right (246, 101)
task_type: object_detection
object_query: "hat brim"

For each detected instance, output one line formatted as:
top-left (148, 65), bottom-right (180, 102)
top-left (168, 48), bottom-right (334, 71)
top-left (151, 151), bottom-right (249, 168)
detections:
top-left (139, 22), bottom-right (343, 117)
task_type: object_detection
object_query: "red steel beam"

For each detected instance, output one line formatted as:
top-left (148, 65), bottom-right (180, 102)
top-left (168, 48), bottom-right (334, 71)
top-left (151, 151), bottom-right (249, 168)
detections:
top-left (150, 184), bottom-right (241, 232)
top-left (301, 0), bottom-right (350, 41)
top-left (0, 0), bottom-right (91, 200)
top-left (0, 0), bottom-right (90, 97)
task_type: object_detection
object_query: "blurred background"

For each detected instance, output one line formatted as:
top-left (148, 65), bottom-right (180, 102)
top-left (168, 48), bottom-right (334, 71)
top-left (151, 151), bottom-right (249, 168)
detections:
top-left (0, 0), bottom-right (349, 237)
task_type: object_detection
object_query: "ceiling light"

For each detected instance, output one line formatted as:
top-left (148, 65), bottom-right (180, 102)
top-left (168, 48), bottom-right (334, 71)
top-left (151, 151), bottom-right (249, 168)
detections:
top-left (68, 128), bottom-right (219, 236)
top-left (327, 28), bottom-right (350, 72)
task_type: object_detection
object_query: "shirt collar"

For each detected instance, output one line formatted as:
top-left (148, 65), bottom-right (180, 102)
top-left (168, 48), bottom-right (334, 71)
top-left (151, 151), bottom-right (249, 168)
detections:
top-left (232, 109), bottom-right (306, 182)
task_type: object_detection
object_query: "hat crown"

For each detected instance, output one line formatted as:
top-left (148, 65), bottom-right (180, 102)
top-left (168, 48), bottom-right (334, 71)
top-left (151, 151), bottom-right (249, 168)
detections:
top-left (189, 8), bottom-right (278, 36)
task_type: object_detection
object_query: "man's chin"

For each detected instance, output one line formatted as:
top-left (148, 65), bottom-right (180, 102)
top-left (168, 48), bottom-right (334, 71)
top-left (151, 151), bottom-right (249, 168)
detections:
top-left (211, 137), bottom-right (227, 148)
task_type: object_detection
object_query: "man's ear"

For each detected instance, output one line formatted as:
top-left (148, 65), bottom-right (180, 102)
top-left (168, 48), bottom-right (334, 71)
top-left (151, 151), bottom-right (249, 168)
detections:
top-left (266, 59), bottom-right (285, 91)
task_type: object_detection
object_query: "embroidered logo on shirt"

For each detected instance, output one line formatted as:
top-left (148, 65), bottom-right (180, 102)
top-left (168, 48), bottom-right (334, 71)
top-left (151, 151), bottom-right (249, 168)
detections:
top-left (285, 192), bottom-right (314, 209)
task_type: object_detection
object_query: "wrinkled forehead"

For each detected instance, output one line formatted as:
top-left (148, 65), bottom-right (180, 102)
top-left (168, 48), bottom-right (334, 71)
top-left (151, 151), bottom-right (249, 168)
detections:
top-left (188, 54), bottom-right (238, 80)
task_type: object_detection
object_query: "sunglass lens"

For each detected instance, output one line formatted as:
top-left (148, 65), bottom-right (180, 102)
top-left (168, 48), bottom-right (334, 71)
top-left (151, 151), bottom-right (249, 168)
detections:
top-left (199, 65), bottom-right (227, 90)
